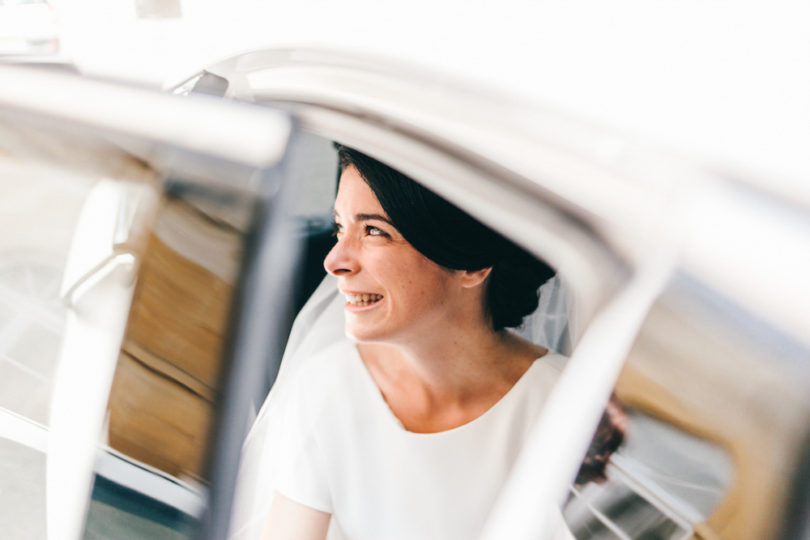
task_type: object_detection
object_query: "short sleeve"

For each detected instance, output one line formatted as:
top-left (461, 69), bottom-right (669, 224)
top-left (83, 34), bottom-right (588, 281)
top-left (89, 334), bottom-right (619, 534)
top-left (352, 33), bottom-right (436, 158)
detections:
top-left (273, 376), bottom-right (333, 513)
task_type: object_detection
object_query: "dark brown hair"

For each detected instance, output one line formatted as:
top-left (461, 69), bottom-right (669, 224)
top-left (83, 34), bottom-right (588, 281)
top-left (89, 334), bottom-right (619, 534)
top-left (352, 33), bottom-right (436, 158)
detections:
top-left (335, 144), bottom-right (555, 330)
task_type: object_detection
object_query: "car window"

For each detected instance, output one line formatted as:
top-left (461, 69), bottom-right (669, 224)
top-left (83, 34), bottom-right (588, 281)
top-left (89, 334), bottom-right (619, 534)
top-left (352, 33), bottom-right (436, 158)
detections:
top-left (230, 124), bottom-right (810, 540)
top-left (77, 182), bottom-right (259, 538)
top-left (161, 55), bottom-right (810, 540)
top-left (563, 410), bottom-right (733, 539)
top-left (0, 66), bottom-right (295, 540)
top-left (0, 159), bottom-right (96, 426)
top-left (227, 124), bottom-right (619, 540)
top-left (592, 272), bottom-right (810, 540)
top-left (0, 124), bottom-right (160, 540)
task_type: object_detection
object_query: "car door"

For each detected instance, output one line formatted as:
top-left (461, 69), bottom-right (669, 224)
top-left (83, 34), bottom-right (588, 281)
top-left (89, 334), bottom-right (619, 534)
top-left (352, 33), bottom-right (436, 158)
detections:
top-left (0, 64), bottom-right (300, 540)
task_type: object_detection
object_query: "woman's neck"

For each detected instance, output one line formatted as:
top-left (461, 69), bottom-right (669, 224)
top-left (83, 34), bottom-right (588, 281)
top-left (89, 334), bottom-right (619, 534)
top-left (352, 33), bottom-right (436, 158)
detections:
top-left (357, 328), bottom-right (545, 433)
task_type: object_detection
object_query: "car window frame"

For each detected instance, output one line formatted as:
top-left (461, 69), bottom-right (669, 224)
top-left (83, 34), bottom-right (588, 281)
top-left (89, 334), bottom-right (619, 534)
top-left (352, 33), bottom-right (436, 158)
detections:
top-left (0, 64), bottom-right (296, 540)
top-left (211, 55), bottom-right (675, 539)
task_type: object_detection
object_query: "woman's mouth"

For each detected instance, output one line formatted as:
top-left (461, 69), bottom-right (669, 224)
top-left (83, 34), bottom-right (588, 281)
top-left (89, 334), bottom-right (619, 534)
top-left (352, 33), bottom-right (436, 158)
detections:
top-left (345, 293), bottom-right (383, 307)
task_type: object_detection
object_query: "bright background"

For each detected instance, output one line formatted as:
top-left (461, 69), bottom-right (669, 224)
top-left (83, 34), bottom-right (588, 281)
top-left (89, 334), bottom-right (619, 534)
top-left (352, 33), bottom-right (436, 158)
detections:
top-left (32, 0), bottom-right (810, 195)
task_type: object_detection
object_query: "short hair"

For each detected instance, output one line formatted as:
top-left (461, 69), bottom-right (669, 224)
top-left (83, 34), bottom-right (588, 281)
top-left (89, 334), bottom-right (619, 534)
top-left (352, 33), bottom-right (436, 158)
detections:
top-left (335, 144), bottom-right (555, 331)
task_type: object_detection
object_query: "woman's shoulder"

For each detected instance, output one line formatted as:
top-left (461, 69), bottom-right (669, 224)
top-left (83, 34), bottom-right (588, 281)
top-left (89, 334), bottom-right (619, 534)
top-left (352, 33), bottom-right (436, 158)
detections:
top-left (506, 331), bottom-right (568, 378)
top-left (517, 350), bottom-right (568, 397)
top-left (537, 350), bottom-right (568, 372)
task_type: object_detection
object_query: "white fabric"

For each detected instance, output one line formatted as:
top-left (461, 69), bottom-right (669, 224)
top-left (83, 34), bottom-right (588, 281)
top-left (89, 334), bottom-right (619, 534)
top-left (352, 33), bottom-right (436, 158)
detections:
top-left (228, 273), bottom-right (574, 540)
top-left (275, 338), bottom-right (571, 540)
top-left (229, 276), bottom-right (346, 540)
top-left (519, 275), bottom-right (573, 355)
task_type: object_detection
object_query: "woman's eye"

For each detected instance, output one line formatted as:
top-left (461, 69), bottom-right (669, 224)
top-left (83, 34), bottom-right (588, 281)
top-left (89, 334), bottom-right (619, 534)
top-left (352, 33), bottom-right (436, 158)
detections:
top-left (366, 225), bottom-right (389, 238)
top-left (331, 222), bottom-right (343, 236)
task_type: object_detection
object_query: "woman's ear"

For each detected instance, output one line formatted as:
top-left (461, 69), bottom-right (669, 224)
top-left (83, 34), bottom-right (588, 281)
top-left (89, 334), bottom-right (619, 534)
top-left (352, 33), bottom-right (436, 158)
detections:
top-left (459, 267), bottom-right (492, 288)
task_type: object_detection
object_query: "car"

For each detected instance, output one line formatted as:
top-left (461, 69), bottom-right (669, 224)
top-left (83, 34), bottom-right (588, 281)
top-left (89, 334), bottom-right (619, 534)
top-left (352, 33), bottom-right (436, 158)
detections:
top-left (0, 46), bottom-right (809, 540)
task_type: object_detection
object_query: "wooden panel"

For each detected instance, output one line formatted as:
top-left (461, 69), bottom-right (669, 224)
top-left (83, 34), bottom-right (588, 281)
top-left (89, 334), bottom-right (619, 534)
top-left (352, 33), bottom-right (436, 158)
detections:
top-left (108, 352), bottom-right (213, 480)
top-left (106, 195), bottom-right (249, 478)
top-left (125, 232), bottom-right (233, 390)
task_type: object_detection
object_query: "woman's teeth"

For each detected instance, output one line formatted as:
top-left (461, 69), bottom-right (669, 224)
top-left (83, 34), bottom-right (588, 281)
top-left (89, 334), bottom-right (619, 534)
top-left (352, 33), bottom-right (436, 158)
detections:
top-left (346, 293), bottom-right (383, 306)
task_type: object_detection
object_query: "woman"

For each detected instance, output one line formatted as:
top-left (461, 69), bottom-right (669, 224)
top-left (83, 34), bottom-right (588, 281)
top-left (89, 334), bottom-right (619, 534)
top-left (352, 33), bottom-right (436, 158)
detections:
top-left (262, 146), bottom-right (573, 540)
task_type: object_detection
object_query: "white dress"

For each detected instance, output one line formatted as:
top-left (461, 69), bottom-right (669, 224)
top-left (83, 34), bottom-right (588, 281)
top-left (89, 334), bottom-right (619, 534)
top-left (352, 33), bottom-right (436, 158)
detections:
top-left (228, 274), bottom-right (575, 540)
top-left (275, 339), bottom-right (572, 540)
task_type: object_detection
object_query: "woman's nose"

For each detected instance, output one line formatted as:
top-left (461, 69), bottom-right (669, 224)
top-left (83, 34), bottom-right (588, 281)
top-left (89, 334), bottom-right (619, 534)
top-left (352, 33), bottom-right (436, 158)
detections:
top-left (324, 236), bottom-right (359, 276)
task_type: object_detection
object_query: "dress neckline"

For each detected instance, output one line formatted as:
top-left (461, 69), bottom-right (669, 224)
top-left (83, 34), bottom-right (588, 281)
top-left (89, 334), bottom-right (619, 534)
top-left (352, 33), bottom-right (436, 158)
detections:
top-left (349, 343), bottom-right (546, 437)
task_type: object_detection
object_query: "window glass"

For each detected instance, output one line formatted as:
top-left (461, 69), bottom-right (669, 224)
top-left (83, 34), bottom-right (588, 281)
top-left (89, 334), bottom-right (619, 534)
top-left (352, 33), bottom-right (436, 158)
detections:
top-left (80, 182), bottom-right (261, 538)
top-left (0, 67), bottom-right (295, 540)
top-left (0, 118), bottom-right (262, 540)
top-left (0, 129), bottom-right (158, 540)
top-left (0, 160), bottom-right (95, 426)
top-left (599, 273), bottom-right (810, 539)
top-left (563, 409), bottom-right (734, 539)
top-left (105, 185), bottom-right (255, 480)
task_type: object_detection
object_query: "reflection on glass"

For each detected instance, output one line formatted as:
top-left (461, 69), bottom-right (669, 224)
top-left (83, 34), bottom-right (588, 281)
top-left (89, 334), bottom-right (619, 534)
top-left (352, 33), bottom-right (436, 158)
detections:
top-left (88, 186), bottom-right (257, 538)
top-left (565, 480), bottom-right (690, 540)
top-left (0, 166), bottom-right (95, 426)
top-left (0, 127), bottom-right (160, 540)
top-left (616, 411), bottom-right (734, 520)
top-left (564, 409), bottom-right (735, 539)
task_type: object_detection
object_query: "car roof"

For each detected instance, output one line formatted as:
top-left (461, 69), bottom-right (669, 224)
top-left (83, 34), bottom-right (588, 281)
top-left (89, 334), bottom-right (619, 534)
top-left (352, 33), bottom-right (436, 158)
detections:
top-left (165, 1), bottom-right (808, 201)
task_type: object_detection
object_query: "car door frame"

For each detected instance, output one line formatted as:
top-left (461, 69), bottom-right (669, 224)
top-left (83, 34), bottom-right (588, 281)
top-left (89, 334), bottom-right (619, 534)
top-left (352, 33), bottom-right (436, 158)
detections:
top-left (0, 64), bottom-right (298, 540)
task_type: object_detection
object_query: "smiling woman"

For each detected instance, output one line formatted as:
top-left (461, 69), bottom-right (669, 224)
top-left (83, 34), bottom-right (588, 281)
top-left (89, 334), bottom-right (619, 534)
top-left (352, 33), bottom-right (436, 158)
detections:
top-left (330, 145), bottom-right (555, 340)
top-left (328, 166), bottom-right (481, 346)
top-left (259, 146), bottom-right (573, 540)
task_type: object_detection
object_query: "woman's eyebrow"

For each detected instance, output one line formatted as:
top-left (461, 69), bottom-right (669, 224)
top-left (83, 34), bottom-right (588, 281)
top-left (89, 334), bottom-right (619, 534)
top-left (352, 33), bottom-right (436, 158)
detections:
top-left (355, 213), bottom-right (393, 225)
top-left (331, 209), bottom-right (393, 226)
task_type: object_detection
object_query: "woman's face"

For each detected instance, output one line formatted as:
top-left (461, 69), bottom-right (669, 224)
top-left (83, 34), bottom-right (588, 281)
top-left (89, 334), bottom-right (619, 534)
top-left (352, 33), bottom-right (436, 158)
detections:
top-left (324, 165), bottom-right (468, 344)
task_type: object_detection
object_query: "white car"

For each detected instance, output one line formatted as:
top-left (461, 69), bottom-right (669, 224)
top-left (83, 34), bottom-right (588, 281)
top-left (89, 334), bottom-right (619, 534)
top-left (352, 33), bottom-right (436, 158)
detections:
top-left (0, 48), bottom-right (808, 540)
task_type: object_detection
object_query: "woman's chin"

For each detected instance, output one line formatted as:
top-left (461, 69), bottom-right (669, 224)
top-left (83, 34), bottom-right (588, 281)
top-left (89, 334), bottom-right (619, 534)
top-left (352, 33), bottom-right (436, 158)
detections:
top-left (344, 320), bottom-right (397, 344)
top-left (344, 326), bottom-right (378, 343)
